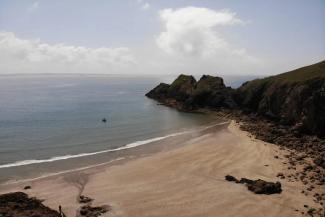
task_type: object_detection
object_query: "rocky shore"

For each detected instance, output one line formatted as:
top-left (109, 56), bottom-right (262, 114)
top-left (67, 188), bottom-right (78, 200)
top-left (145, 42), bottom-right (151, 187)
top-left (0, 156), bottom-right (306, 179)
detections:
top-left (146, 60), bottom-right (325, 137)
top-left (219, 110), bottom-right (325, 216)
top-left (146, 61), bottom-right (325, 216)
top-left (0, 192), bottom-right (62, 217)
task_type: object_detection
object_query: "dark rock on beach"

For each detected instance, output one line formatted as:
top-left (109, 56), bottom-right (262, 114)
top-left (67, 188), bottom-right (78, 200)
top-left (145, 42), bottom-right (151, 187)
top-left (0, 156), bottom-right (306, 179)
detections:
top-left (243, 179), bottom-right (282, 195)
top-left (225, 175), bottom-right (282, 195)
top-left (77, 194), bottom-right (109, 217)
top-left (79, 204), bottom-right (110, 217)
top-left (0, 192), bottom-right (61, 217)
top-left (79, 195), bottom-right (93, 204)
top-left (23, 185), bottom-right (31, 190)
top-left (225, 175), bottom-right (238, 182)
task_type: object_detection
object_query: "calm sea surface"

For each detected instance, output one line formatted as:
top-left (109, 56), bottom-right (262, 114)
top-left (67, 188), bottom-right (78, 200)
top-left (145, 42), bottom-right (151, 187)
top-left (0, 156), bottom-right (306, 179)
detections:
top-left (0, 75), bottom-right (217, 183)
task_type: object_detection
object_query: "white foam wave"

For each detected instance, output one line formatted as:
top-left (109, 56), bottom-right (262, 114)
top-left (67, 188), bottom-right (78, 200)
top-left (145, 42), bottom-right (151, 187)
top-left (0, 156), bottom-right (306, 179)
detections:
top-left (2, 157), bottom-right (126, 185)
top-left (0, 131), bottom-right (187, 169)
top-left (0, 121), bottom-right (229, 169)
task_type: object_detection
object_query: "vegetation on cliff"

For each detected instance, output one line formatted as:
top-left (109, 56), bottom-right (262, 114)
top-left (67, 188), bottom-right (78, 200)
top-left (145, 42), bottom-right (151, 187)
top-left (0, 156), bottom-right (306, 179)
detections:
top-left (236, 60), bottom-right (325, 137)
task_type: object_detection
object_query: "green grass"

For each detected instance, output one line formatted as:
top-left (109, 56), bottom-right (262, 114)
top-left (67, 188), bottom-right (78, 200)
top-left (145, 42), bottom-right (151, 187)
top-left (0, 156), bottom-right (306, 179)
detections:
top-left (170, 74), bottom-right (196, 88)
top-left (262, 60), bottom-right (325, 83)
top-left (241, 60), bottom-right (325, 89)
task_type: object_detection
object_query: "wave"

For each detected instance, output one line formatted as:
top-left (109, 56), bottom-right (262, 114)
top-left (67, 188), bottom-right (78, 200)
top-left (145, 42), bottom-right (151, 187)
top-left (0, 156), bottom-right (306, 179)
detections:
top-left (0, 131), bottom-right (189, 169)
top-left (3, 157), bottom-right (126, 185)
top-left (0, 121), bottom-right (229, 169)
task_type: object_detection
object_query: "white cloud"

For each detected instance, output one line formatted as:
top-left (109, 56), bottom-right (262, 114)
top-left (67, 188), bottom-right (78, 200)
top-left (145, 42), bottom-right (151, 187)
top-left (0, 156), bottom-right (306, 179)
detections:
top-left (156, 7), bottom-right (256, 61)
top-left (0, 32), bottom-right (136, 74)
top-left (28, 1), bottom-right (39, 13)
top-left (137, 0), bottom-right (150, 11)
top-left (141, 2), bottom-right (150, 10)
top-left (0, 7), bottom-right (263, 76)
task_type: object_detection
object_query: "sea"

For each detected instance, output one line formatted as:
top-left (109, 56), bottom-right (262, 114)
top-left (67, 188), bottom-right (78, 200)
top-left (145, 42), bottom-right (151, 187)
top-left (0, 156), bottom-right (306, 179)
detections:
top-left (0, 74), bottom-right (254, 183)
top-left (0, 75), bottom-right (216, 183)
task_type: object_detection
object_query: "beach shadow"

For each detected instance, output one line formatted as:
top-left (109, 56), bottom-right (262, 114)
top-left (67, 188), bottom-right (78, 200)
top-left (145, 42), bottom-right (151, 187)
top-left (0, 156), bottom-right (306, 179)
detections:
top-left (64, 172), bottom-right (89, 198)
top-left (64, 173), bottom-right (110, 217)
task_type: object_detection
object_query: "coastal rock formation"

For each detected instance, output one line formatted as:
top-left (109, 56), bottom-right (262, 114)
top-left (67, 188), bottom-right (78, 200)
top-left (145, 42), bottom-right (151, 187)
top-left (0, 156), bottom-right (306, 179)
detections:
top-left (191, 75), bottom-right (237, 108)
top-left (0, 192), bottom-right (61, 217)
top-left (147, 61), bottom-right (325, 196)
top-left (146, 74), bottom-right (237, 110)
top-left (235, 61), bottom-right (325, 138)
top-left (146, 61), bottom-right (325, 138)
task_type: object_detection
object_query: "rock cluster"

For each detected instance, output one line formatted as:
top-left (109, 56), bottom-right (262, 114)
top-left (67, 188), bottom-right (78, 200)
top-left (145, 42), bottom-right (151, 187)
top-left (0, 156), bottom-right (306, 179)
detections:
top-left (219, 110), bottom-right (325, 216)
top-left (79, 205), bottom-right (109, 217)
top-left (218, 110), bottom-right (325, 184)
top-left (225, 175), bottom-right (282, 195)
top-left (0, 192), bottom-right (61, 217)
top-left (230, 111), bottom-right (325, 167)
top-left (77, 195), bottom-right (109, 217)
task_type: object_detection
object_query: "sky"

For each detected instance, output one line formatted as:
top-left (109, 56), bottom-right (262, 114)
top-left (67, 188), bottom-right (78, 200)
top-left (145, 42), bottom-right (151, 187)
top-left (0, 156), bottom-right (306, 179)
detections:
top-left (0, 0), bottom-right (324, 77)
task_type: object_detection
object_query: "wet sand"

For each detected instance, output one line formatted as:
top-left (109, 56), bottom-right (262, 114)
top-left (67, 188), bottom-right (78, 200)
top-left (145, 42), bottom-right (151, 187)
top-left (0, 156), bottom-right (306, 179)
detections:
top-left (0, 121), bottom-right (323, 217)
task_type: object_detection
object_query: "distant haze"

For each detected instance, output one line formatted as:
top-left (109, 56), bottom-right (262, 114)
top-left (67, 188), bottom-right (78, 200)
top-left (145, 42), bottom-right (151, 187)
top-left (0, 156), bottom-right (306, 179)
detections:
top-left (0, 0), bottom-right (324, 77)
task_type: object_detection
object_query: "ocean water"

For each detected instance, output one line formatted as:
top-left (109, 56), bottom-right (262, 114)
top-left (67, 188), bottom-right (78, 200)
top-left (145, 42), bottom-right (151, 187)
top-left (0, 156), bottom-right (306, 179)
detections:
top-left (0, 75), bottom-right (215, 183)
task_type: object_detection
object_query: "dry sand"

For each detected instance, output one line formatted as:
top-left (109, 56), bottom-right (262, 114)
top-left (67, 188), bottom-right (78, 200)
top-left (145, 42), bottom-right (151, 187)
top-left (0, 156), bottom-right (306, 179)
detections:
top-left (0, 121), bottom-right (323, 217)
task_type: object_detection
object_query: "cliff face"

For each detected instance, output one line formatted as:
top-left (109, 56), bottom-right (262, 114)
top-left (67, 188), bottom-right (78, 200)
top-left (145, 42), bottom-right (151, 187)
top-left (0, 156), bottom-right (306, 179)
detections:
top-left (145, 74), bottom-right (237, 110)
top-left (235, 61), bottom-right (325, 137)
top-left (146, 61), bottom-right (325, 137)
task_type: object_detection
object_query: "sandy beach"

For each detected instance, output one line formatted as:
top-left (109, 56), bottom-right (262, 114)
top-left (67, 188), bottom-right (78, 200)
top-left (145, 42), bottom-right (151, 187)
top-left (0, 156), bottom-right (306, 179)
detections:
top-left (0, 121), bottom-right (323, 217)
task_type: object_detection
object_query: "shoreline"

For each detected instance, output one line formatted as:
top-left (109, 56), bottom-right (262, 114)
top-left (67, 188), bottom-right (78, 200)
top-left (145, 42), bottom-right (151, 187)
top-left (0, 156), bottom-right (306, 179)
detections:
top-left (1, 120), bottom-right (324, 216)
top-left (0, 121), bottom-right (229, 185)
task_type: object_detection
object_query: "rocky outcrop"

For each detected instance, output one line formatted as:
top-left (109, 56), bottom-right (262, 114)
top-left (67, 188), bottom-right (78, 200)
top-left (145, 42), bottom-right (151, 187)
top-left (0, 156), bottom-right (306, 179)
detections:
top-left (191, 75), bottom-right (237, 108)
top-left (146, 61), bottom-right (325, 138)
top-left (146, 74), bottom-right (237, 110)
top-left (235, 61), bottom-right (325, 138)
top-left (0, 192), bottom-right (61, 217)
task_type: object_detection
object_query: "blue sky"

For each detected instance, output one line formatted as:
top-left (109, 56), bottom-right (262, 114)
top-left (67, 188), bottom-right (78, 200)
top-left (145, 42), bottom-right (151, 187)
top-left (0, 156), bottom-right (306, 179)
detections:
top-left (0, 0), bottom-right (324, 76)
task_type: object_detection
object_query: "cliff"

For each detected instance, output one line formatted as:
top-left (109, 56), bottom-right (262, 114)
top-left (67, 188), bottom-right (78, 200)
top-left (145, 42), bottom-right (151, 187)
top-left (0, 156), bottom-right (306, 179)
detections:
top-left (235, 60), bottom-right (325, 137)
top-left (146, 74), bottom-right (237, 110)
top-left (146, 60), bottom-right (325, 138)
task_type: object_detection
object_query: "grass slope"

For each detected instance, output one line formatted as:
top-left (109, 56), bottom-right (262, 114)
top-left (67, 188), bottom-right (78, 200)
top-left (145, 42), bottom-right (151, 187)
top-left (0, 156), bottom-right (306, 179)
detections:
top-left (241, 60), bottom-right (325, 89)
